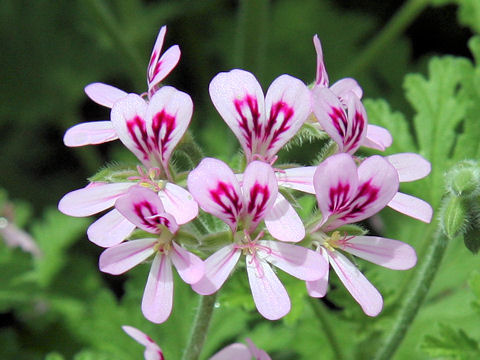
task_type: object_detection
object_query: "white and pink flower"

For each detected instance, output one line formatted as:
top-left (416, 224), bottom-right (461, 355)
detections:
top-left (100, 186), bottom-right (204, 323)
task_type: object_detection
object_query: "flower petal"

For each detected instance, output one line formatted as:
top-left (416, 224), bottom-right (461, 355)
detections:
top-left (58, 182), bottom-right (133, 217)
top-left (122, 325), bottom-right (161, 349)
top-left (210, 344), bottom-right (251, 360)
top-left (115, 186), bottom-right (178, 234)
top-left (246, 255), bottom-right (291, 320)
top-left (258, 240), bottom-right (326, 280)
top-left (262, 74), bottom-right (311, 160)
top-left (147, 26), bottom-right (167, 83)
top-left (388, 192), bottom-right (433, 223)
top-left (306, 248), bottom-right (330, 297)
top-left (170, 242), bottom-right (204, 284)
top-left (242, 161), bottom-right (278, 231)
top-left (361, 124), bottom-right (392, 151)
top-left (63, 121), bottom-right (118, 147)
top-left (148, 45), bottom-right (181, 96)
top-left (145, 86), bottom-right (193, 171)
top-left (188, 158), bottom-right (243, 231)
top-left (84, 82), bottom-right (127, 108)
top-left (328, 250), bottom-right (383, 316)
top-left (159, 183), bottom-right (198, 225)
top-left (142, 254), bottom-right (174, 324)
top-left (276, 166), bottom-right (316, 194)
top-left (245, 338), bottom-right (271, 360)
top-left (87, 209), bottom-right (136, 247)
top-left (99, 238), bottom-right (156, 275)
top-left (386, 153), bottom-right (431, 182)
top-left (209, 69), bottom-right (266, 162)
top-left (191, 244), bottom-right (240, 295)
top-left (340, 236), bottom-right (417, 270)
top-left (330, 78), bottom-right (363, 100)
top-left (264, 193), bottom-right (305, 242)
top-left (313, 35), bottom-right (329, 88)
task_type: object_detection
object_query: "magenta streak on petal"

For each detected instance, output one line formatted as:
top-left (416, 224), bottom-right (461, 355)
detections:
top-left (150, 110), bottom-right (176, 163)
top-left (149, 60), bottom-right (163, 83)
top-left (133, 201), bottom-right (169, 232)
top-left (127, 116), bottom-right (152, 161)
top-left (343, 110), bottom-right (365, 153)
top-left (264, 101), bottom-right (294, 151)
top-left (209, 182), bottom-right (243, 224)
top-left (330, 106), bottom-right (348, 143)
top-left (328, 182), bottom-right (351, 212)
top-left (339, 180), bottom-right (379, 221)
top-left (247, 183), bottom-right (270, 223)
top-left (234, 95), bottom-right (261, 151)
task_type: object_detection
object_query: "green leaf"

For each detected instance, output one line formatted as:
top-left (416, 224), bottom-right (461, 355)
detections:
top-left (88, 163), bottom-right (138, 183)
top-left (45, 353), bottom-right (65, 360)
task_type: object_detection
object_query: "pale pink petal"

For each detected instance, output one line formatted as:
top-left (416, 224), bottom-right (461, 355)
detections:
top-left (147, 26), bottom-right (167, 82)
top-left (115, 186), bottom-right (178, 234)
top-left (386, 153), bottom-right (431, 182)
top-left (84, 82), bottom-right (127, 108)
top-left (63, 121), bottom-right (118, 147)
top-left (313, 153), bottom-right (359, 226)
top-left (330, 78), bottom-right (363, 100)
top-left (209, 69), bottom-right (266, 162)
top-left (210, 343), bottom-right (251, 360)
top-left (313, 35), bottom-right (329, 88)
top-left (145, 86), bottom-right (193, 171)
top-left (276, 166), bottom-right (316, 194)
top-left (148, 45), bottom-right (181, 95)
top-left (264, 193), bottom-right (305, 242)
top-left (246, 255), bottom-right (291, 320)
top-left (192, 244), bottom-right (240, 295)
top-left (142, 254), bottom-right (174, 324)
top-left (388, 192), bottom-right (433, 223)
top-left (262, 75), bottom-right (311, 160)
top-left (122, 325), bottom-right (160, 348)
top-left (306, 247), bottom-right (330, 297)
top-left (0, 223), bottom-right (42, 257)
top-left (159, 183), bottom-right (198, 225)
top-left (361, 124), bottom-right (392, 151)
top-left (258, 240), bottom-right (326, 280)
top-left (340, 236), bottom-right (417, 270)
top-left (110, 94), bottom-right (152, 167)
top-left (58, 182), bottom-right (133, 217)
top-left (145, 348), bottom-right (165, 360)
top-left (328, 250), bottom-right (383, 316)
top-left (99, 238), bottom-right (156, 275)
top-left (188, 158), bottom-right (244, 231)
top-left (242, 161), bottom-right (278, 231)
top-left (87, 209), bottom-right (136, 247)
top-left (170, 242), bottom-right (204, 284)
top-left (245, 338), bottom-right (271, 360)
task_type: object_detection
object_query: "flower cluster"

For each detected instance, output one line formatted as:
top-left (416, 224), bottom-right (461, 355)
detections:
top-left (59, 25), bottom-right (431, 332)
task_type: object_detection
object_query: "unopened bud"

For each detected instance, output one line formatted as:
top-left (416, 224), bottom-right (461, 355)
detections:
top-left (441, 195), bottom-right (467, 239)
top-left (446, 161), bottom-right (480, 198)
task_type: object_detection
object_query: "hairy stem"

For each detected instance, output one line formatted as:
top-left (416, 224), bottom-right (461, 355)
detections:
top-left (343, 0), bottom-right (429, 76)
top-left (182, 293), bottom-right (218, 360)
top-left (309, 297), bottom-right (345, 360)
top-left (373, 229), bottom-right (449, 360)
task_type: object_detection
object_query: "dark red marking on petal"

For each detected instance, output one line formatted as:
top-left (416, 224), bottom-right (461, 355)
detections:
top-left (150, 110), bottom-right (176, 162)
top-left (330, 106), bottom-right (348, 142)
top-left (234, 95), bottom-right (261, 151)
top-left (329, 106), bottom-right (365, 153)
top-left (148, 60), bottom-right (163, 83)
top-left (247, 182), bottom-right (271, 223)
top-left (127, 116), bottom-right (152, 161)
top-left (148, 50), bottom-right (158, 70)
top-left (329, 179), bottom-right (379, 221)
top-left (209, 181), bottom-right (243, 224)
top-left (328, 182), bottom-right (351, 212)
top-left (133, 201), bottom-right (170, 232)
top-left (264, 100), bottom-right (294, 151)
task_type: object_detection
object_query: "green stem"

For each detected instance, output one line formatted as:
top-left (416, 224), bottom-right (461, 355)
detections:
top-left (373, 229), bottom-right (449, 360)
top-left (182, 293), bottom-right (218, 360)
top-left (309, 297), bottom-right (345, 360)
top-left (343, 0), bottom-right (430, 76)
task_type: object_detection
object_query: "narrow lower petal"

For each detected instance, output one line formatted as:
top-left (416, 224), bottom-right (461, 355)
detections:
top-left (142, 254), bottom-right (174, 324)
top-left (313, 35), bottom-right (329, 88)
top-left (87, 209), bottom-right (136, 247)
top-left (328, 250), bottom-right (383, 316)
top-left (58, 182), bottom-right (133, 217)
top-left (246, 255), bottom-right (291, 320)
top-left (210, 343), bottom-right (251, 360)
top-left (148, 45), bottom-right (181, 95)
top-left (159, 183), bottom-right (198, 225)
top-left (147, 26), bottom-right (167, 82)
top-left (388, 192), bottom-right (433, 223)
top-left (191, 244), bottom-right (240, 295)
top-left (386, 153), bottom-right (431, 182)
top-left (84, 82), bottom-right (127, 108)
top-left (170, 242), bottom-right (205, 284)
top-left (264, 193), bottom-right (305, 243)
top-left (306, 248), bottom-right (330, 297)
top-left (340, 236), bottom-right (417, 270)
top-left (63, 121), bottom-right (118, 147)
top-left (99, 238), bottom-right (156, 275)
top-left (361, 124), bottom-right (392, 151)
top-left (276, 166), bottom-right (316, 194)
top-left (258, 240), bottom-right (326, 280)
top-left (122, 325), bottom-right (161, 348)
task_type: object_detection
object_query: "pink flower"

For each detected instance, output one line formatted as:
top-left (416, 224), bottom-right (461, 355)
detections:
top-left (187, 158), bottom-right (327, 320)
top-left (100, 186), bottom-right (204, 323)
top-left (122, 325), bottom-right (164, 360)
top-left (210, 338), bottom-right (271, 360)
top-left (64, 25), bottom-right (180, 147)
top-left (307, 153), bottom-right (417, 316)
top-left (58, 87), bottom-right (198, 248)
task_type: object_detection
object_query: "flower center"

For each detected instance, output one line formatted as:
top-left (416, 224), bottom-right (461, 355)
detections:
top-left (129, 166), bottom-right (167, 192)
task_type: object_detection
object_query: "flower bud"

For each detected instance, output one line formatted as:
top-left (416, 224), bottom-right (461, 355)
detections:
top-left (464, 226), bottom-right (480, 254)
top-left (440, 195), bottom-right (467, 239)
top-left (446, 160), bottom-right (480, 198)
